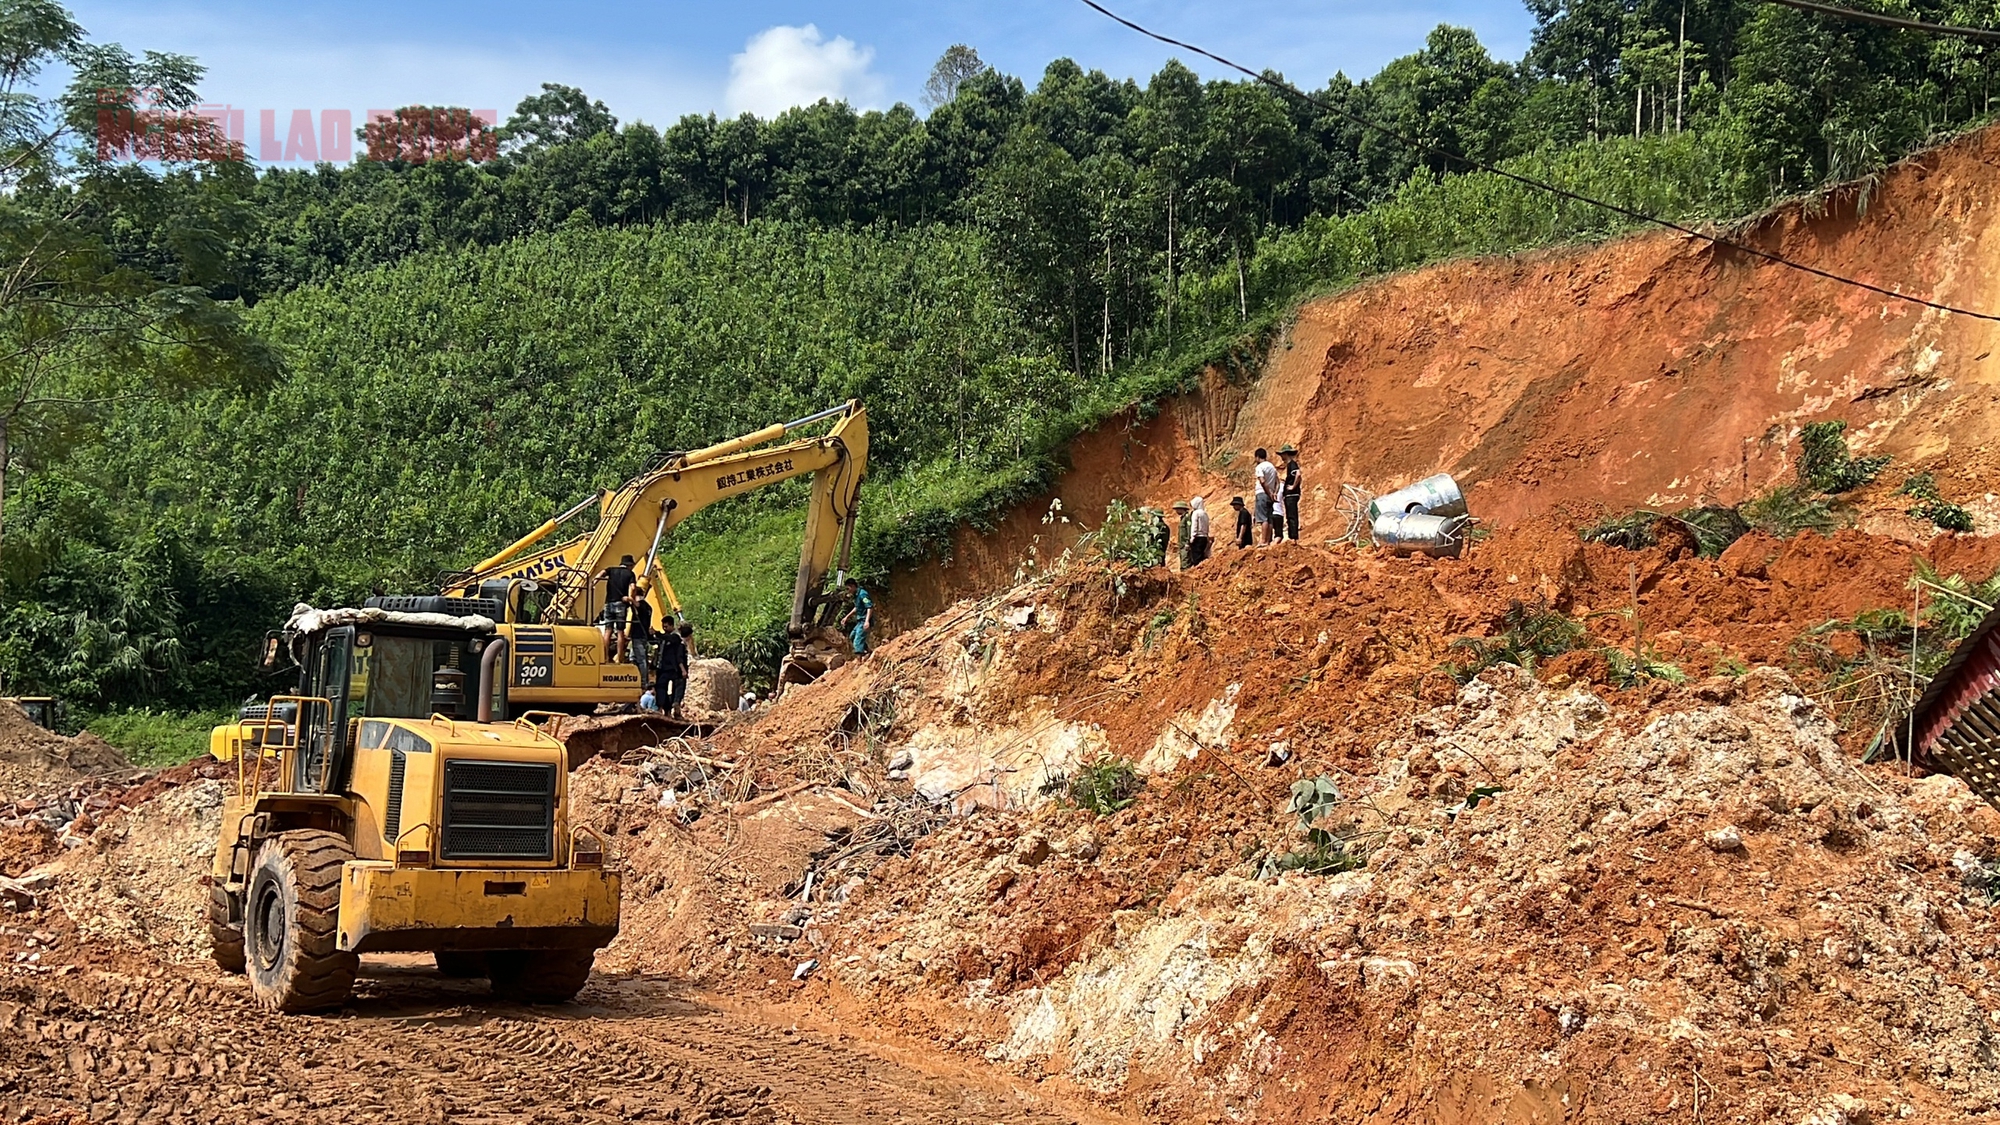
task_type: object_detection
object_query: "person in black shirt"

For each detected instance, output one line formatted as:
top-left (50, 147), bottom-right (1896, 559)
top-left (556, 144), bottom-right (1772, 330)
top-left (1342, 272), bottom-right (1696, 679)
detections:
top-left (624, 588), bottom-right (654, 681)
top-left (602, 555), bottom-right (638, 602)
top-left (654, 623), bottom-right (690, 719)
top-left (1230, 496), bottom-right (1252, 548)
top-left (1279, 444), bottom-right (1303, 541)
top-left (599, 555), bottom-right (638, 662)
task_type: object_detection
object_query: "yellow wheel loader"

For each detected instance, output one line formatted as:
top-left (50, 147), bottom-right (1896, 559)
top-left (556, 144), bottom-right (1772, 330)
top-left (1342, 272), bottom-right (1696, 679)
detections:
top-left (207, 606), bottom-right (618, 1012)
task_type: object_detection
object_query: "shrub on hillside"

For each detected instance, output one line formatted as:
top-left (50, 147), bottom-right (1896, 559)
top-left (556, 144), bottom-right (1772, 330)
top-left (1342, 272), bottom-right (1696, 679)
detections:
top-left (1798, 420), bottom-right (1891, 494)
top-left (1901, 473), bottom-right (1975, 532)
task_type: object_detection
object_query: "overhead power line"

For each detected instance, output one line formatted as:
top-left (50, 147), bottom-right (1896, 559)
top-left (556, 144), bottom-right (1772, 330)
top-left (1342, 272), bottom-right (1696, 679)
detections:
top-left (1760, 0), bottom-right (2000, 43)
top-left (1072, 0), bottom-right (2000, 322)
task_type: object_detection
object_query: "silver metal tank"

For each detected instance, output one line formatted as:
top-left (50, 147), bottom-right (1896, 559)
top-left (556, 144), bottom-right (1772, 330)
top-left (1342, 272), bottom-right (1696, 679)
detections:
top-left (1371, 512), bottom-right (1472, 558)
top-left (1366, 474), bottom-right (1467, 520)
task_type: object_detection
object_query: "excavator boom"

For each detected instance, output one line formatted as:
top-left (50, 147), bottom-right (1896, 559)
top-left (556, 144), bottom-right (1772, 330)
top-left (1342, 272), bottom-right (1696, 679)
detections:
top-left (432, 403), bottom-right (868, 716)
top-left (448, 401), bottom-right (865, 632)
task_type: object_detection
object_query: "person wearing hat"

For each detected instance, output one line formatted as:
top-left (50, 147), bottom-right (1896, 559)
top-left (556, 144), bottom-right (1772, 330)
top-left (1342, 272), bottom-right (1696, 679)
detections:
top-left (1279, 444), bottom-right (1303, 541)
top-left (1171, 500), bottom-right (1193, 568)
top-left (1230, 496), bottom-right (1252, 549)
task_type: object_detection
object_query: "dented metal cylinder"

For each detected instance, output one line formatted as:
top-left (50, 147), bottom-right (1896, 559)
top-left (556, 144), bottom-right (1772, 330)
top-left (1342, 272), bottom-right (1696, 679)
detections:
top-left (1367, 474), bottom-right (1467, 520)
top-left (1371, 512), bottom-right (1472, 558)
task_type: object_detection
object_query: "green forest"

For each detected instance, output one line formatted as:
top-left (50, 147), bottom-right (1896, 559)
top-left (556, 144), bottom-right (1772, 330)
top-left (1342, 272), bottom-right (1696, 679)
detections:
top-left (3, 0), bottom-right (1997, 725)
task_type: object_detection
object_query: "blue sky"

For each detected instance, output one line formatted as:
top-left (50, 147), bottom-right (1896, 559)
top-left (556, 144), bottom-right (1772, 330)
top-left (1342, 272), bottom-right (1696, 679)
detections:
top-left (66, 0), bottom-right (1536, 138)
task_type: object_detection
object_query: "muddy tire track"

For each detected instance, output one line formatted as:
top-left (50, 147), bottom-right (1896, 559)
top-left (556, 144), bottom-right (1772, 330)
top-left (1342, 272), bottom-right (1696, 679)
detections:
top-left (0, 954), bottom-right (1092, 1125)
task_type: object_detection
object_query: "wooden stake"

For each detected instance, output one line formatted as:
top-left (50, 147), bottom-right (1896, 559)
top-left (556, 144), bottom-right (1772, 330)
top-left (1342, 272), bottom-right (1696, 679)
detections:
top-left (1629, 561), bottom-right (1644, 661)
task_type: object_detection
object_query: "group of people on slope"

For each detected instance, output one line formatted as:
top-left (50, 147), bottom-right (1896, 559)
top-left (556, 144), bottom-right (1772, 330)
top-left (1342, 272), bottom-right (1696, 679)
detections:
top-left (1164, 444), bottom-right (1303, 568)
top-left (595, 554), bottom-right (699, 719)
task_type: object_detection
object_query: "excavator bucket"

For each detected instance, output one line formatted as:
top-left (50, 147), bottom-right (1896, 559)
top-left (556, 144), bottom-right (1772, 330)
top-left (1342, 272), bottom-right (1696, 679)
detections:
top-left (541, 713), bottom-right (721, 770)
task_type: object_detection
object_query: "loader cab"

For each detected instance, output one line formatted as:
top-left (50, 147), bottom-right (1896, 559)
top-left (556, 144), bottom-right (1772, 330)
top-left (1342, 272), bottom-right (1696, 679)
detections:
top-left (276, 623), bottom-right (509, 797)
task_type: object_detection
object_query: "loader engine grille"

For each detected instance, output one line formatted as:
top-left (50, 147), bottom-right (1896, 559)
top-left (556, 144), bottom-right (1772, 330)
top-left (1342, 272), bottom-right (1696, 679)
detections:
top-left (440, 759), bottom-right (556, 860)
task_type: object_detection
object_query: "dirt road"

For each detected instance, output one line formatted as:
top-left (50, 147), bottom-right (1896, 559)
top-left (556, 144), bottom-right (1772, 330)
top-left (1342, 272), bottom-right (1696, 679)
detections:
top-left (1, 946), bottom-right (1110, 1125)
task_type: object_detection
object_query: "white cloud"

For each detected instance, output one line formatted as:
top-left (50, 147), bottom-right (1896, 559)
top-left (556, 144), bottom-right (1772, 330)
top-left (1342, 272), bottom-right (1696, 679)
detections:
top-left (725, 25), bottom-right (886, 119)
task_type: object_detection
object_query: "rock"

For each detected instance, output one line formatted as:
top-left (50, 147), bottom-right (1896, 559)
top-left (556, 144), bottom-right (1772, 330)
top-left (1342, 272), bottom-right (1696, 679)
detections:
top-left (1014, 836), bottom-right (1051, 867)
top-left (1361, 956), bottom-right (1417, 990)
top-left (1265, 741), bottom-right (1292, 766)
top-left (1705, 826), bottom-right (1744, 852)
top-left (683, 658), bottom-right (743, 715)
top-left (1798, 1093), bottom-right (1872, 1125)
top-left (792, 959), bottom-right (818, 981)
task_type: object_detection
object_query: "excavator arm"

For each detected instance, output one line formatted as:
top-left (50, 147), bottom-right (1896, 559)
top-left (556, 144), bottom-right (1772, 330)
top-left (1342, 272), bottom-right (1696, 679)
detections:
top-left (446, 402), bottom-right (868, 637)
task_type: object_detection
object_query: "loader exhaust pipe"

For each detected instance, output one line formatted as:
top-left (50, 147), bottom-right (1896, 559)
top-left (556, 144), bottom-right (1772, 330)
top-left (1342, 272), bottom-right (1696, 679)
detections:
top-left (477, 637), bottom-right (510, 723)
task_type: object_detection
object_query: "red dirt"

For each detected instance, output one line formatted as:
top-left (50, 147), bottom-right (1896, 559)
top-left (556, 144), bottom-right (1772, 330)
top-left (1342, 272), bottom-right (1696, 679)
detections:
top-left (887, 127), bottom-right (2000, 629)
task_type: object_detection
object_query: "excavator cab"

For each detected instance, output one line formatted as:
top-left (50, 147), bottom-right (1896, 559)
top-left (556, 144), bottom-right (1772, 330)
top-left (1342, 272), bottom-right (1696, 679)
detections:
top-left (206, 606), bottom-right (618, 1012)
top-left (2, 696), bottom-right (58, 730)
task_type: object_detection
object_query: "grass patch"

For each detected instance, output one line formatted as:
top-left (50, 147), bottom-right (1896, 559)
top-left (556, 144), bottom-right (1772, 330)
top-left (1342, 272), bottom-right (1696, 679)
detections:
top-left (80, 707), bottom-right (231, 768)
top-left (1601, 647), bottom-right (1688, 687)
top-left (1738, 485), bottom-right (1840, 538)
top-left (1440, 600), bottom-right (1585, 683)
top-left (1581, 506), bottom-right (1748, 557)
top-left (1044, 755), bottom-right (1144, 816)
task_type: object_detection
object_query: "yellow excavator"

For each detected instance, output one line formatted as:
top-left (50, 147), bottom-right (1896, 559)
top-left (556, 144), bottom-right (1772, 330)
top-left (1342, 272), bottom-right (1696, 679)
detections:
top-left (373, 401), bottom-right (867, 715)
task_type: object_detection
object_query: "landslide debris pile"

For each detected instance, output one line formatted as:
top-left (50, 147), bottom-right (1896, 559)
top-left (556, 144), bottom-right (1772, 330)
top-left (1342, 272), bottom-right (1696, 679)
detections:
top-left (0, 703), bottom-right (131, 807)
top-left (583, 527), bottom-right (2000, 1123)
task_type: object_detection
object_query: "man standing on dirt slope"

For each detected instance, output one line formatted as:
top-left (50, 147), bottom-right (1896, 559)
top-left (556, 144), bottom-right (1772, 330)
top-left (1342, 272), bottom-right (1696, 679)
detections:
top-left (1187, 497), bottom-right (1212, 566)
top-left (1231, 496), bottom-right (1252, 549)
top-left (1279, 445), bottom-right (1303, 541)
top-left (1253, 449), bottom-right (1280, 545)
top-left (1172, 500), bottom-right (1193, 568)
top-left (843, 576), bottom-right (875, 657)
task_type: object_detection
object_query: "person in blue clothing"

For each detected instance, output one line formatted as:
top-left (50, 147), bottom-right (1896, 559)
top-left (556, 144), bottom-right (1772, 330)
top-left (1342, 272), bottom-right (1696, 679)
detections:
top-left (842, 577), bottom-right (874, 657)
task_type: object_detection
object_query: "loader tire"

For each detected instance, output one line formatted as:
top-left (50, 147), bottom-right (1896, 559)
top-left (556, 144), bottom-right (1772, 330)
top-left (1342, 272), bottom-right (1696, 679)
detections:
top-left (434, 951), bottom-right (489, 978)
top-left (244, 829), bottom-right (357, 1013)
top-left (489, 948), bottom-right (595, 1003)
top-left (207, 882), bottom-right (245, 974)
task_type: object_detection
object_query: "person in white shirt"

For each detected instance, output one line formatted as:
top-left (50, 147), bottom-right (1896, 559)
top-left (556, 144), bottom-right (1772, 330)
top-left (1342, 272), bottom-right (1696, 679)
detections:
top-left (1187, 497), bottom-right (1212, 566)
top-left (1252, 448), bottom-right (1280, 545)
